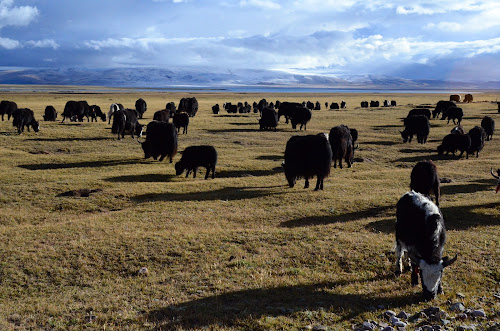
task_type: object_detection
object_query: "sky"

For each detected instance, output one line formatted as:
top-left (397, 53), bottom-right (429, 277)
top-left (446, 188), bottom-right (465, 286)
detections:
top-left (1, 0), bottom-right (500, 81)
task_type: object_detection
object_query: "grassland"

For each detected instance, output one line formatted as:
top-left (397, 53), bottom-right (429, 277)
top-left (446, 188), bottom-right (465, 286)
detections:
top-left (0, 88), bottom-right (499, 330)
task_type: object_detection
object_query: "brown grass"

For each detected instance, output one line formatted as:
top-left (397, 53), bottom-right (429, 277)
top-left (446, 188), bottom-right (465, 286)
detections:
top-left (0, 87), bottom-right (499, 330)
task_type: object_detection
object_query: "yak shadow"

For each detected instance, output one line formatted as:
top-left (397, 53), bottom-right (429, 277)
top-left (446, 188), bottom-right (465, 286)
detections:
top-left (393, 153), bottom-right (451, 163)
top-left (229, 122), bottom-right (259, 126)
top-left (399, 148), bottom-right (436, 154)
top-left (19, 158), bottom-right (143, 170)
top-left (372, 124), bottom-right (402, 129)
top-left (281, 205), bottom-right (394, 228)
top-left (256, 155), bottom-right (283, 161)
top-left (145, 275), bottom-right (420, 330)
top-left (132, 186), bottom-right (282, 203)
top-left (441, 179), bottom-right (494, 195)
top-left (26, 137), bottom-right (114, 142)
top-left (215, 114), bottom-right (253, 118)
top-left (217, 167), bottom-right (283, 178)
top-left (105, 174), bottom-right (175, 183)
top-left (365, 218), bottom-right (395, 234)
top-left (363, 140), bottom-right (397, 146)
top-left (206, 128), bottom-right (262, 133)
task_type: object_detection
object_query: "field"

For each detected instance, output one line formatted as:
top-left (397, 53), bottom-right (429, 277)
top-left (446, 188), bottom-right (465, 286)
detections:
top-left (0, 88), bottom-right (499, 330)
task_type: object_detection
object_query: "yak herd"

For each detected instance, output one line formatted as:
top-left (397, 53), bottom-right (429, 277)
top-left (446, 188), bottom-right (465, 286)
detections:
top-left (1, 93), bottom-right (498, 300)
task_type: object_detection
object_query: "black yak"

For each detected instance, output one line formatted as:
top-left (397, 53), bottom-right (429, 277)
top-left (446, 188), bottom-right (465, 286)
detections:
top-left (282, 133), bottom-right (332, 190)
top-left (140, 121), bottom-right (178, 162)
top-left (175, 145), bottom-right (217, 180)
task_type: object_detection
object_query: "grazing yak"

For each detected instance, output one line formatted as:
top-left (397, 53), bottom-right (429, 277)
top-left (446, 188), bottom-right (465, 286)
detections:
top-left (277, 102), bottom-right (301, 124)
top-left (441, 107), bottom-right (463, 125)
top-left (384, 100), bottom-right (390, 107)
top-left (360, 101), bottom-right (369, 108)
top-left (407, 108), bottom-right (431, 119)
top-left (175, 145), bottom-right (218, 180)
top-left (290, 106), bottom-right (312, 130)
top-left (410, 160), bottom-right (440, 206)
top-left (329, 125), bottom-right (354, 169)
top-left (111, 109), bottom-right (143, 140)
top-left (259, 106), bottom-right (278, 131)
top-left (153, 109), bottom-right (170, 122)
top-left (135, 98), bottom-right (147, 119)
top-left (481, 116), bottom-right (495, 141)
top-left (437, 133), bottom-right (471, 159)
top-left (212, 104), bottom-right (220, 114)
top-left (449, 94), bottom-right (461, 102)
top-left (491, 168), bottom-right (500, 193)
top-left (108, 103), bottom-right (124, 124)
top-left (140, 121), bottom-right (178, 162)
top-left (391, 100), bottom-right (397, 106)
top-left (224, 102), bottom-right (238, 114)
top-left (43, 106), bottom-right (57, 121)
top-left (395, 191), bottom-right (457, 300)
top-left (0, 100), bottom-right (17, 121)
top-left (330, 102), bottom-right (340, 110)
top-left (173, 112), bottom-right (189, 134)
top-left (370, 101), bottom-right (380, 107)
top-left (341, 100), bottom-right (346, 109)
top-left (89, 105), bottom-right (106, 122)
top-left (62, 101), bottom-right (89, 122)
top-left (12, 108), bottom-right (39, 134)
top-left (178, 97), bottom-right (198, 117)
top-left (283, 133), bottom-right (332, 191)
top-left (464, 94), bottom-right (473, 103)
top-left (314, 101), bottom-right (321, 110)
top-left (433, 100), bottom-right (455, 119)
top-left (401, 115), bottom-right (430, 144)
top-left (466, 126), bottom-right (486, 158)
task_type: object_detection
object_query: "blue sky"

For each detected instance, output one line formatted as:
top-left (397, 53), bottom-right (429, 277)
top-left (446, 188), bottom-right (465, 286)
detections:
top-left (1, 0), bottom-right (500, 81)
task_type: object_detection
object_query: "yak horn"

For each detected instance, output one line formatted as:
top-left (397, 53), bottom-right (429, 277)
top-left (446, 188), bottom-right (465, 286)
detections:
top-left (491, 168), bottom-right (500, 179)
top-left (442, 254), bottom-right (458, 268)
top-left (354, 143), bottom-right (359, 150)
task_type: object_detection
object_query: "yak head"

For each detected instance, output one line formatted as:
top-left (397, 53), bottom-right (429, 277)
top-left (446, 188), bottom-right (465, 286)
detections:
top-left (491, 168), bottom-right (500, 193)
top-left (418, 254), bottom-right (457, 300)
top-left (400, 130), bottom-right (409, 143)
top-left (281, 161), bottom-right (296, 188)
top-left (174, 161), bottom-right (185, 176)
top-left (138, 137), bottom-right (151, 159)
top-left (33, 121), bottom-right (40, 133)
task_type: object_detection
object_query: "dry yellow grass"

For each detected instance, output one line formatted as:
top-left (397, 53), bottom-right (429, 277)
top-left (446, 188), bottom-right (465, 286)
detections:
top-left (0, 87), bottom-right (499, 330)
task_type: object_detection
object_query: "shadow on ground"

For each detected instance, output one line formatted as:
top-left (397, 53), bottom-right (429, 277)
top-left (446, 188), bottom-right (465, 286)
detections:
top-left (19, 158), bottom-right (143, 170)
top-left (132, 186), bottom-right (283, 203)
top-left (145, 275), bottom-right (421, 329)
top-left (281, 205), bottom-right (394, 228)
top-left (105, 173), bottom-right (176, 182)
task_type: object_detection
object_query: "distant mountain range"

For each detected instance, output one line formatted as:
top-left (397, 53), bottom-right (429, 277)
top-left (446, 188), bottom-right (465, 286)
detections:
top-left (1, 67), bottom-right (499, 90)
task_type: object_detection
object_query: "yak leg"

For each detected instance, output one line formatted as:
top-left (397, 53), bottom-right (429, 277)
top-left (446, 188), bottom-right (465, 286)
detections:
top-left (314, 177), bottom-right (323, 191)
top-left (205, 167), bottom-right (210, 180)
top-left (395, 242), bottom-right (404, 276)
top-left (411, 263), bottom-right (419, 286)
top-left (212, 165), bottom-right (216, 179)
top-left (304, 177), bottom-right (309, 189)
top-left (193, 167), bottom-right (197, 178)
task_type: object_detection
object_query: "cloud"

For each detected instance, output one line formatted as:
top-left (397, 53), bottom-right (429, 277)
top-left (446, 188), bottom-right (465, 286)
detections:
top-left (239, 0), bottom-right (280, 10)
top-left (0, 0), bottom-right (39, 29)
top-left (26, 39), bottom-right (60, 49)
top-left (0, 36), bottom-right (20, 49)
